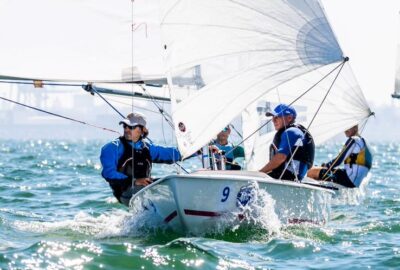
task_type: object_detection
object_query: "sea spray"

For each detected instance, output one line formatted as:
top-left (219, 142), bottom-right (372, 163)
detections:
top-left (234, 182), bottom-right (281, 235)
top-left (11, 210), bottom-right (142, 238)
top-left (332, 175), bottom-right (370, 206)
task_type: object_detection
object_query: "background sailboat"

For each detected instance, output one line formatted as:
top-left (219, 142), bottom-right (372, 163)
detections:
top-left (393, 12), bottom-right (400, 99)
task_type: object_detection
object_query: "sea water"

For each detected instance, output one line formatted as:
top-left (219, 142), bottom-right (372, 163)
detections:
top-left (0, 140), bottom-right (399, 269)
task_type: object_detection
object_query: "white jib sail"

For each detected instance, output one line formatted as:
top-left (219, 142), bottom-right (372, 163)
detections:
top-left (161, 0), bottom-right (352, 158)
top-left (242, 63), bottom-right (371, 170)
top-left (0, 0), bottom-right (164, 82)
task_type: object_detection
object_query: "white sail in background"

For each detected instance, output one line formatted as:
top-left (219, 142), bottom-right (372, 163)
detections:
top-left (393, 12), bottom-right (400, 99)
top-left (0, 0), bottom-right (163, 82)
top-left (160, 0), bottom-right (371, 158)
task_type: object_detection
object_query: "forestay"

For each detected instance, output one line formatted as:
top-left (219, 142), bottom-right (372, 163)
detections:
top-left (161, 0), bottom-right (356, 159)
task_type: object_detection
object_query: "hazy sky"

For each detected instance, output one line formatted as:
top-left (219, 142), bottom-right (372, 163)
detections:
top-left (1, 0), bottom-right (400, 141)
top-left (0, 0), bottom-right (399, 107)
top-left (322, 0), bottom-right (400, 106)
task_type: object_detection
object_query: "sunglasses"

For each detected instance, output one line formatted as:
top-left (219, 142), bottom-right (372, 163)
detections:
top-left (123, 124), bottom-right (142, 130)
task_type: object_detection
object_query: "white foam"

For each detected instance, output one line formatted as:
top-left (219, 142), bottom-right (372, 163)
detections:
top-left (12, 183), bottom-right (284, 238)
top-left (236, 183), bottom-right (282, 235)
top-left (333, 174), bottom-right (371, 205)
top-left (11, 209), bottom-right (159, 238)
top-left (202, 182), bottom-right (282, 236)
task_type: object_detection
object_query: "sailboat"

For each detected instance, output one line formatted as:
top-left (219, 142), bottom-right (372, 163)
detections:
top-left (0, 0), bottom-right (372, 234)
top-left (127, 0), bottom-right (372, 233)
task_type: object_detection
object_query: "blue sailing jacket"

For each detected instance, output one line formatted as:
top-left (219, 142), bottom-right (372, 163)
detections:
top-left (273, 127), bottom-right (311, 180)
top-left (100, 138), bottom-right (181, 181)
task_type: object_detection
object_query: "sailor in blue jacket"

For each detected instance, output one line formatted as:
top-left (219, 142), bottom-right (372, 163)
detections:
top-left (100, 112), bottom-right (181, 206)
top-left (259, 104), bottom-right (315, 181)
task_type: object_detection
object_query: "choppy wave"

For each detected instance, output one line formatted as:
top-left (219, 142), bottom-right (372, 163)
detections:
top-left (0, 140), bottom-right (399, 269)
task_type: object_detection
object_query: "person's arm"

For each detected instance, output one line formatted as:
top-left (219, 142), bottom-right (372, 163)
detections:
top-left (233, 145), bottom-right (245, 159)
top-left (324, 138), bottom-right (355, 168)
top-left (149, 143), bottom-right (182, 163)
top-left (259, 153), bottom-right (287, 173)
top-left (259, 129), bottom-right (297, 173)
top-left (100, 141), bottom-right (128, 181)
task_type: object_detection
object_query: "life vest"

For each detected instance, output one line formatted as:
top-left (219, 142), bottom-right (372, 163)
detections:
top-left (269, 124), bottom-right (315, 177)
top-left (344, 137), bottom-right (372, 169)
top-left (117, 137), bottom-right (152, 187)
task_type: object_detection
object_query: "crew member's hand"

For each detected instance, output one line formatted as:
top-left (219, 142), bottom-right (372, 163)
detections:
top-left (134, 178), bottom-right (153, 186)
top-left (209, 145), bottom-right (220, 153)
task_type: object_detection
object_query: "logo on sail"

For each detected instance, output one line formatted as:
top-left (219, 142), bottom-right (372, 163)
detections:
top-left (178, 122), bottom-right (186, 132)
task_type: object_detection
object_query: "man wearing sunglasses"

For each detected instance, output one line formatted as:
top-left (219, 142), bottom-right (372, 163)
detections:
top-left (213, 126), bottom-right (244, 170)
top-left (100, 112), bottom-right (181, 206)
top-left (259, 104), bottom-right (314, 181)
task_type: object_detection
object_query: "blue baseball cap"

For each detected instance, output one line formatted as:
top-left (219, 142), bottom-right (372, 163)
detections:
top-left (265, 104), bottom-right (297, 118)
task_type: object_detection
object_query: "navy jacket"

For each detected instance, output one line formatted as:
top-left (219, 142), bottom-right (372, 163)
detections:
top-left (100, 138), bottom-right (181, 181)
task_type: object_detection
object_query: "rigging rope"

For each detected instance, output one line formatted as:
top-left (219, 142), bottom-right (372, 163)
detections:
top-left (320, 111), bottom-right (374, 181)
top-left (139, 85), bottom-right (174, 129)
top-left (223, 59), bottom-right (348, 159)
top-left (229, 123), bottom-right (243, 139)
top-left (136, 86), bottom-right (190, 174)
top-left (86, 85), bottom-right (125, 119)
top-left (275, 86), bottom-right (300, 181)
top-left (278, 59), bottom-right (348, 181)
top-left (130, 0), bottom-right (136, 190)
top-left (100, 95), bottom-right (160, 114)
top-left (0, 95), bottom-right (120, 135)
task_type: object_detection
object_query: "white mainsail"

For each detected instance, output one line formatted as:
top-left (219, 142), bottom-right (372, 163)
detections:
top-left (0, 0), bottom-right (163, 82)
top-left (0, 0), bottom-right (373, 163)
top-left (160, 0), bottom-right (371, 159)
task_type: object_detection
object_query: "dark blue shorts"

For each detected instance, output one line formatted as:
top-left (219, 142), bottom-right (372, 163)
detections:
top-left (318, 168), bottom-right (356, 188)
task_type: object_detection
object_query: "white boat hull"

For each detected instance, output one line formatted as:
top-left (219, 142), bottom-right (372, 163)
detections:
top-left (129, 171), bottom-right (333, 234)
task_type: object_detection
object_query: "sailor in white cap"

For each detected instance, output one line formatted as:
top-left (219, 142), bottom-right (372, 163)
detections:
top-left (100, 112), bottom-right (181, 206)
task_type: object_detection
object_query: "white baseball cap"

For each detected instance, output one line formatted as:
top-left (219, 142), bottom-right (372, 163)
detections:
top-left (119, 112), bottom-right (147, 128)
